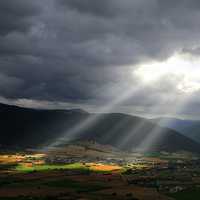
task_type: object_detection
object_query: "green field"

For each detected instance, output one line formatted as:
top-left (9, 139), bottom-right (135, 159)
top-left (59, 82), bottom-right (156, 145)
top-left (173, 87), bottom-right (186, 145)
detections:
top-left (14, 162), bottom-right (122, 174)
top-left (15, 163), bottom-right (89, 173)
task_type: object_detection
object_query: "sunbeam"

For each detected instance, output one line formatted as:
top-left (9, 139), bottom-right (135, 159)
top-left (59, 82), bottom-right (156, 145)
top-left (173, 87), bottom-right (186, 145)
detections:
top-left (2, 1), bottom-right (200, 199)
top-left (46, 86), bottom-right (140, 149)
top-left (135, 90), bottom-right (195, 152)
top-left (117, 119), bottom-right (147, 150)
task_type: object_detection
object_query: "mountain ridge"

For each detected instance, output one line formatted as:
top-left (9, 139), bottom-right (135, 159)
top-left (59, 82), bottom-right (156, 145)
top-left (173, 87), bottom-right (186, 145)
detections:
top-left (152, 117), bottom-right (200, 144)
top-left (0, 103), bottom-right (199, 153)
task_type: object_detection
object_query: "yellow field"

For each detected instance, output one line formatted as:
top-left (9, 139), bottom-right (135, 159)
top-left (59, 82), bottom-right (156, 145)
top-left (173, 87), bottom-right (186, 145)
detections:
top-left (86, 163), bottom-right (122, 172)
top-left (0, 154), bottom-right (45, 164)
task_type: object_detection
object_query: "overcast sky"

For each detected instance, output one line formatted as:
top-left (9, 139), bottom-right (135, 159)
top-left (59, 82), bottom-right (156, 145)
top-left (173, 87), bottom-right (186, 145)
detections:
top-left (1, 0), bottom-right (200, 119)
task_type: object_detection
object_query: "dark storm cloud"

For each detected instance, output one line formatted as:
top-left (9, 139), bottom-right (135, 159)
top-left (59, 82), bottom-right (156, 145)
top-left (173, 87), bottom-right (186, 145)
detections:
top-left (1, 0), bottom-right (200, 117)
top-left (60, 0), bottom-right (115, 17)
top-left (0, 0), bottom-right (41, 35)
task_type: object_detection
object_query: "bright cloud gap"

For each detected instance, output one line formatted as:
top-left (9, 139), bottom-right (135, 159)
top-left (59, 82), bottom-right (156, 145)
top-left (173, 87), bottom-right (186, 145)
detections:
top-left (133, 53), bottom-right (200, 94)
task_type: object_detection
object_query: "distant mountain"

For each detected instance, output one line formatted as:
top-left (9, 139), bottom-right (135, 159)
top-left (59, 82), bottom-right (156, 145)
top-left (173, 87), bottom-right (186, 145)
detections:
top-left (152, 118), bottom-right (200, 144)
top-left (0, 103), bottom-right (200, 153)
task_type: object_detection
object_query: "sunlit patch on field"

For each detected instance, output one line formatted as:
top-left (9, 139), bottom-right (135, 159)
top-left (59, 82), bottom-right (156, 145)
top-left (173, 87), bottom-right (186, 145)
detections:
top-left (124, 163), bottom-right (148, 170)
top-left (14, 162), bottom-right (123, 174)
top-left (0, 154), bottom-right (46, 164)
top-left (0, 155), bottom-right (24, 164)
top-left (86, 163), bottom-right (122, 172)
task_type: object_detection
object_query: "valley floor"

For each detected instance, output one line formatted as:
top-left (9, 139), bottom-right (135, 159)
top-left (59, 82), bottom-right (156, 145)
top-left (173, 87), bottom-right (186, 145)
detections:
top-left (0, 150), bottom-right (200, 200)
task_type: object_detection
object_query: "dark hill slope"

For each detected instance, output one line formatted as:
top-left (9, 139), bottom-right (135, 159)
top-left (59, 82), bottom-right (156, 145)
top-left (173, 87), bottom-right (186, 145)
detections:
top-left (0, 103), bottom-right (200, 153)
top-left (70, 113), bottom-right (200, 153)
top-left (0, 103), bottom-right (89, 148)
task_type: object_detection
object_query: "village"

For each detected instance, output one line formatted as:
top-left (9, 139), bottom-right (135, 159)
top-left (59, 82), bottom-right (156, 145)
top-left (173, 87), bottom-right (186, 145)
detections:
top-left (41, 149), bottom-right (200, 196)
